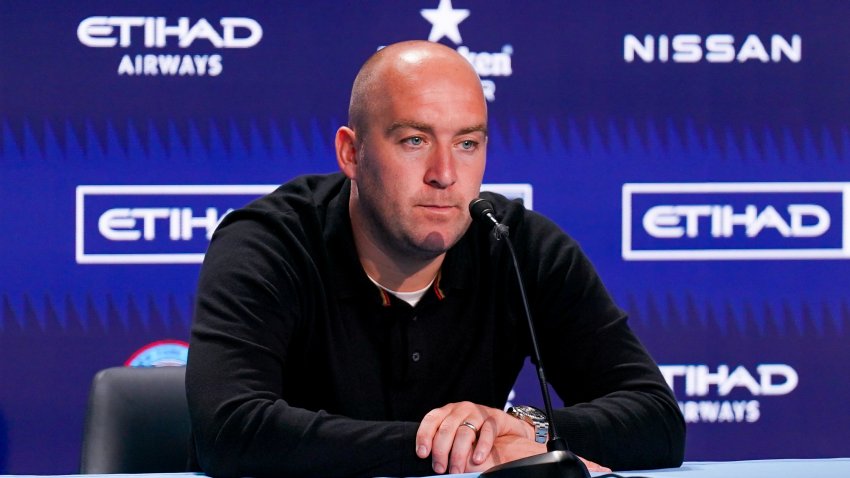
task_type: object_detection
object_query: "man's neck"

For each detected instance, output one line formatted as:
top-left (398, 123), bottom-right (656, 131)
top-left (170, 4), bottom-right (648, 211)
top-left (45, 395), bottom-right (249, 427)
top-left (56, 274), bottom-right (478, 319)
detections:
top-left (357, 248), bottom-right (444, 292)
top-left (349, 202), bottom-right (445, 292)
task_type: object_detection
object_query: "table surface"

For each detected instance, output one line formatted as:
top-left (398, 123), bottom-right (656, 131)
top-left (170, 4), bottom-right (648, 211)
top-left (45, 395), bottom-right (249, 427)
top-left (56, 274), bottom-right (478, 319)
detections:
top-left (595, 458), bottom-right (850, 478)
top-left (2, 458), bottom-right (849, 478)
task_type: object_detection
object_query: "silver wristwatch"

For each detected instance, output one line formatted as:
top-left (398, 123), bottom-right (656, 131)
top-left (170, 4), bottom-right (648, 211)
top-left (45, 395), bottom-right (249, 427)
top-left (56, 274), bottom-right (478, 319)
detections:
top-left (507, 405), bottom-right (549, 443)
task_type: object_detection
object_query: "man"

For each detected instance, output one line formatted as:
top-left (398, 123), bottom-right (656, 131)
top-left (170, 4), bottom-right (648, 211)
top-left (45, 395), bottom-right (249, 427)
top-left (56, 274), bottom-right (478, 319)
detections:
top-left (186, 40), bottom-right (685, 478)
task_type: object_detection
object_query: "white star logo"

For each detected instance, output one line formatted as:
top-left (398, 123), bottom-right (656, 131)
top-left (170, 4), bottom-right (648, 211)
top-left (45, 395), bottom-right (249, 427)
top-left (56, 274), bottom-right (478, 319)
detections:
top-left (420, 0), bottom-right (470, 45)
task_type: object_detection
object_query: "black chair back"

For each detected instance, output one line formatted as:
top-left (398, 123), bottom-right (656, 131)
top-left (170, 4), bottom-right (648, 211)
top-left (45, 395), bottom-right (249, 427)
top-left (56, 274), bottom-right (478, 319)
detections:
top-left (79, 366), bottom-right (190, 473)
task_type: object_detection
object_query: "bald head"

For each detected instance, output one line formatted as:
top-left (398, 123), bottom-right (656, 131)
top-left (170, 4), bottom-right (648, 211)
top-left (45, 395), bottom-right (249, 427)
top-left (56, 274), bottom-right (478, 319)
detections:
top-left (348, 40), bottom-right (485, 140)
top-left (334, 40), bottom-right (488, 278)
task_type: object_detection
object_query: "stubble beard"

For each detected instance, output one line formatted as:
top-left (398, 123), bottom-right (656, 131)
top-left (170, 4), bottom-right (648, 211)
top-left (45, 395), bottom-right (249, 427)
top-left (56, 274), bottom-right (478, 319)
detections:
top-left (361, 194), bottom-right (451, 263)
top-left (355, 185), bottom-right (470, 265)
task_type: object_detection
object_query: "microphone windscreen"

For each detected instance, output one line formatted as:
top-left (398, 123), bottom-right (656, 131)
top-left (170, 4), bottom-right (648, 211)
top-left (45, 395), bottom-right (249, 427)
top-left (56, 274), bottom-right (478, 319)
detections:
top-left (469, 198), bottom-right (495, 222)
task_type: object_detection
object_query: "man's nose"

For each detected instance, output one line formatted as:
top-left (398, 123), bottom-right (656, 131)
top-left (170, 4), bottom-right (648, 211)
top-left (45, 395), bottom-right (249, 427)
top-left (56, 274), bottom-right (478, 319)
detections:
top-left (424, 147), bottom-right (457, 189)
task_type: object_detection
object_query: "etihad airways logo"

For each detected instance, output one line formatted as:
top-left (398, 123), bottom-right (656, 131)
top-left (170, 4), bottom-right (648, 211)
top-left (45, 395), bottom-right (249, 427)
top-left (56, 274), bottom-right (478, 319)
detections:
top-left (419, 0), bottom-right (513, 101)
top-left (76, 185), bottom-right (274, 264)
top-left (77, 16), bottom-right (263, 76)
top-left (622, 182), bottom-right (850, 260)
top-left (660, 363), bottom-right (798, 424)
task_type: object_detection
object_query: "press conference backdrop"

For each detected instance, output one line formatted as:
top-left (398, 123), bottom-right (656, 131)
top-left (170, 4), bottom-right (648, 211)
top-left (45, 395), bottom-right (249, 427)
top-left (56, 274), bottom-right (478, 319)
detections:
top-left (2, 0), bottom-right (848, 473)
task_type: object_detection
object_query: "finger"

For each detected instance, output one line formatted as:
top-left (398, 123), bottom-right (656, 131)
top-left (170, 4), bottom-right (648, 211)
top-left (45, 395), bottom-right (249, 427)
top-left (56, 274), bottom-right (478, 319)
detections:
top-left (416, 407), bottom-right (448, 458)
top-left (430, 414), bottom-right (468, 473)
top-left (471, 416), bottom-right (497, 464)
top-left (447, 422), bottom-right (479, 473)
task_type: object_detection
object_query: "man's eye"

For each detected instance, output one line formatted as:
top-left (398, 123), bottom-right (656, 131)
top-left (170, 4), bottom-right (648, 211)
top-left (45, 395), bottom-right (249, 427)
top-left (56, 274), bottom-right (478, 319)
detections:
top-left (405, 137), bottom-right (423, 146)
top-left (460, 140), bottom-right (477, 150)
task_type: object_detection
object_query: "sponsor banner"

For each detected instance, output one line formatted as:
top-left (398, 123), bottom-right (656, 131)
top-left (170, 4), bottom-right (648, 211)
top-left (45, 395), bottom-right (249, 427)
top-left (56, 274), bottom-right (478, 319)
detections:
top-left (76, 185), bottom-right (276, 264)
top-left (623, 183), bottom-right (850, 260)
top-left (77, 16), bottom-right (264, 77)
top-left (419, 0), bottom-right (514, 102)
top-left (3, 0), bottom-right (850, 473)
top-left (624, 34), bottom-right (802, 64)
top-left (660, 363), bottom-right (798, 424)
top-left (75, 183), bottom-right (532, 265)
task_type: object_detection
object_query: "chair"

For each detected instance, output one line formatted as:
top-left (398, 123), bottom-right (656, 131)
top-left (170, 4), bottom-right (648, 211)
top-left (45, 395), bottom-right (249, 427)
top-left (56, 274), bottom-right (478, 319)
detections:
top-left (79, 366), bottom-right (190, 473)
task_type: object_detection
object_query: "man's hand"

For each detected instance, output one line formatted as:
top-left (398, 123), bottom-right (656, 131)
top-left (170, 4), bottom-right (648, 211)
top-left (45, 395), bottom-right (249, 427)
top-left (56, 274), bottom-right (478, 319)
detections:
top-left (462, 434), bottom-right (611, 473)
top-left (415, 401), bottom-right (611, 474)
top-left (416, 401), bottom-right (530, 474)
top-left (462, 433), bottom-right (544, 472)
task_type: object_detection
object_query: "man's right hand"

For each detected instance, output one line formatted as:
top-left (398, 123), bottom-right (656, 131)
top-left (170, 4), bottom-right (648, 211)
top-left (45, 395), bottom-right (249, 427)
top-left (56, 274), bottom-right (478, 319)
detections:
top-left (464, 434), bottom-right (612, 474)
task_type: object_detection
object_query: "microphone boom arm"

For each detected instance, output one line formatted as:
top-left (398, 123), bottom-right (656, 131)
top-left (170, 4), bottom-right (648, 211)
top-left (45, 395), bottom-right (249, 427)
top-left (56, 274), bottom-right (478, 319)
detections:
top-left (469, 198), bottom-right (590, 478)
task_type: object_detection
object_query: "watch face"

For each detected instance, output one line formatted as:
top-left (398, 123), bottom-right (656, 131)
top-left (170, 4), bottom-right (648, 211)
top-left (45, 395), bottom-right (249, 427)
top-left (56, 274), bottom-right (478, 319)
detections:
top-left (510, 406), bottom-right (549, 444)
top-left (513, 406), bottom-right (546, 421)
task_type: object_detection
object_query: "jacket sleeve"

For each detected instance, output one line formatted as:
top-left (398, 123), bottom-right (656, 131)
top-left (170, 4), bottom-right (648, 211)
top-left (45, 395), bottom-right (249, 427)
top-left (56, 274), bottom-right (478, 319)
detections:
top-left (185, 213), bottom-right (434, 478)
top-left (519, 210), bottom-right (686, 470)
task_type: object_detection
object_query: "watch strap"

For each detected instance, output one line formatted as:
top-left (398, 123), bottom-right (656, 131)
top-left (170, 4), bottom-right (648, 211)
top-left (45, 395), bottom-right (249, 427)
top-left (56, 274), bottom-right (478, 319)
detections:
top-left (507, 405), bottom-right (549, 443)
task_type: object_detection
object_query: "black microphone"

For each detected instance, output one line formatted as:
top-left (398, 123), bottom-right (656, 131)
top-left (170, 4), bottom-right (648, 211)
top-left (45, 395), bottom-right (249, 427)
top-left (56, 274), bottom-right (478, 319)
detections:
top-left (469, 198), bottom-right (510, 240)
top-left (469, 198), bottom-right (590, 478)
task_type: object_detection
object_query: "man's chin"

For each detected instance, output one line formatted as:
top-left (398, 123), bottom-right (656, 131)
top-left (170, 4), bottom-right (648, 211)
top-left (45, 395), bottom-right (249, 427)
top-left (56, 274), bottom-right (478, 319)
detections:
top-left (410, 230), bottom-right (464, 257)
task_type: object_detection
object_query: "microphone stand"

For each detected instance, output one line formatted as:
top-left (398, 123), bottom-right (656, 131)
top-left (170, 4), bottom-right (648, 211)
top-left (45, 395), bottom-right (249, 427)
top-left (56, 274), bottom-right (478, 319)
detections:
top-left (475, 201), bottom-right (589, 478)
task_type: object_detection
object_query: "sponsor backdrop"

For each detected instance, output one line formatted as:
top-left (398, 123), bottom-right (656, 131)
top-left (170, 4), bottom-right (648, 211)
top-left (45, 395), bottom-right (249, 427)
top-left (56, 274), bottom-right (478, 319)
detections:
top-left (1, 0), bottom-right (848, 473)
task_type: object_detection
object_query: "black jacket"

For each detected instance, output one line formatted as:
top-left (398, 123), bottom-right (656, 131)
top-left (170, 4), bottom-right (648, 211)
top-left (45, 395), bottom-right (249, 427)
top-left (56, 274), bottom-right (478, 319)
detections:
top-left (187, 173), bottom-right (685, 477)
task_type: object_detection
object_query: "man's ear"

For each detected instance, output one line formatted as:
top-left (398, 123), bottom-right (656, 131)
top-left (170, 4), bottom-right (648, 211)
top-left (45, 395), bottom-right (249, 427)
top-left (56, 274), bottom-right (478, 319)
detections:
top-left (335, 126), bottom-right (358, 179)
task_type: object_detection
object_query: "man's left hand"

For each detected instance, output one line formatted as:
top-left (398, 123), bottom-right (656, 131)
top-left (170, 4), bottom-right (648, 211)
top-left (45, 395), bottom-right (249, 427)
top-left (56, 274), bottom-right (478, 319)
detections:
top-left (415, 401), bottom-right (538, 474)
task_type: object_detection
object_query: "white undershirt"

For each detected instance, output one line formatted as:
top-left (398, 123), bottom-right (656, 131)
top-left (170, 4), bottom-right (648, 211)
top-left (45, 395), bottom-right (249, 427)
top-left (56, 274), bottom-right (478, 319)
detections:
top-left (366, 274), bottom-right (435, 307)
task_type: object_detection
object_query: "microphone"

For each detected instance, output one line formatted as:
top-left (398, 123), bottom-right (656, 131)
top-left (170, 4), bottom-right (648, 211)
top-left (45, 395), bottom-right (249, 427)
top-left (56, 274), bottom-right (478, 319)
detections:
top-left (469, 198), bottom-right (590, 478)
top-left (469, 198), bottom-right (510, 240)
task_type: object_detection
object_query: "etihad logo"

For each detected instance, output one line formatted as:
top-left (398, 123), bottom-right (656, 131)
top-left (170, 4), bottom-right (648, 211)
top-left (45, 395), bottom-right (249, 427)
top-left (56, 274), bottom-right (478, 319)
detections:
top-left (660, 364), bottom-right (798, 424)
top-left (661, 364), bottom-right (798, 398)
top-left (419, 0), bottom-right (513, 101)
top-left (624, 34), bottom-right (801, 63)
top-left (77, 16), bottom-right (263, 77)
top-left (76, 185), bottom-right (275, 264)
top-left (622, 182), bottom-right (850, 260)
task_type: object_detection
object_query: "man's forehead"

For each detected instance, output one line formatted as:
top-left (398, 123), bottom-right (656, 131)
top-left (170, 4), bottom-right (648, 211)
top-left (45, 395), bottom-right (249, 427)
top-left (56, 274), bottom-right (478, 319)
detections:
top-left (373, 81), bottom-right (488, 138)
top-left (385, 120), bottom-right (488, 137)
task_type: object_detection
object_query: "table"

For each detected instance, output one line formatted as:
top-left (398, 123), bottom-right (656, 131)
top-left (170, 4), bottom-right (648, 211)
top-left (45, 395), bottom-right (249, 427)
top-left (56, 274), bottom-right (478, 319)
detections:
top-left (447, 458), bottom-right (850, 477)
top-left (2, 459), bottom-right (849, 478)
top-left (593, 458), bottom-right (850, 477)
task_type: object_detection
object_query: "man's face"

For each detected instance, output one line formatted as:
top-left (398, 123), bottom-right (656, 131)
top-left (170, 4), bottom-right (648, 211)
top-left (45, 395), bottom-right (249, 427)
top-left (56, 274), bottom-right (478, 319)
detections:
top-left (351, 60), bottom-right (487, 260)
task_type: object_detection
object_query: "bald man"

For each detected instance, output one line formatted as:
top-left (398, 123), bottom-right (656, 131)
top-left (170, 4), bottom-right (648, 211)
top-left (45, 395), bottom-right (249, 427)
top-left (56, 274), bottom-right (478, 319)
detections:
top-left (187, 41), bottom-right (685, 478)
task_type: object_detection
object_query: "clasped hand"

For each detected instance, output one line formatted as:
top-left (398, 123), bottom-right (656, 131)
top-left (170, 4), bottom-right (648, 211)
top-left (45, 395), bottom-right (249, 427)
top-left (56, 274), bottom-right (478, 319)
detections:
top-left (415, 401), bottom-right (542, 474)
top-left (415, 401), bottom-right (610, 474)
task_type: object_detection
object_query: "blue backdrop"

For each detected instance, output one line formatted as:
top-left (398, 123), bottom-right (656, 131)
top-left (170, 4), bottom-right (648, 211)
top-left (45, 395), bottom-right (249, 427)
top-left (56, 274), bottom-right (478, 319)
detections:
top-left (2, 0), bottom-right (848, 473)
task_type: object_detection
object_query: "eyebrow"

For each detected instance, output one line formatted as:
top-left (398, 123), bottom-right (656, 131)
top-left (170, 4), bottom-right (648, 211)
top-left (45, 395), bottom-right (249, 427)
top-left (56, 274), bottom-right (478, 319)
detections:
top-left (385, 120), bottom-right (488, 137)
